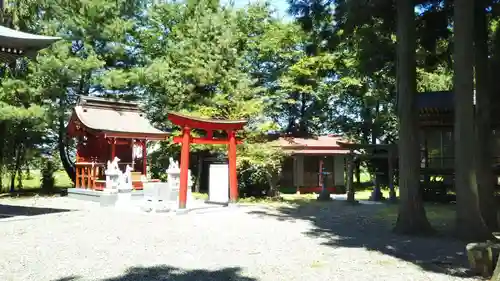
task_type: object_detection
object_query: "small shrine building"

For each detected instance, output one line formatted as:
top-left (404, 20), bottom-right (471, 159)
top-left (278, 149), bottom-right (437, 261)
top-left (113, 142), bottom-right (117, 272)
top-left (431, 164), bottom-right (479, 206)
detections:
top-left (278, 135), bottom-right (351, 194)
top-left (66, 96), bottom-right (169, 190)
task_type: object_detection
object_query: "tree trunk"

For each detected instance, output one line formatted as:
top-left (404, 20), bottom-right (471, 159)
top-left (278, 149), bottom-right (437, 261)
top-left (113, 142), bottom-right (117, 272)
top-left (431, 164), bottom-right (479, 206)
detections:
top-left (0, 166), bottom-right (3, 192)
top-left (372, 101), bottom-right (380, 144)
top-left (355, 160), bottom-right (361, 183)
top-left (16, 146), bottom-right (24, 189)
top-left (454, 0), bottom-right (493, 241)
top-left (266, 173), bottom-right (280, 199)
top-left (9, 169), bottom-right (15, 192)
top-left (393, 0), bottom-right (434, 234)
top-left (195, 154), bottom-right (203, 193)
top-left (0, 122), bottom-right (5, 192)
top-left (9, 139), bottom-right (23, 193)
top-left (57, 98), bottom-right (75, 183)
top-left (474, 0), bottom-right (498, 231)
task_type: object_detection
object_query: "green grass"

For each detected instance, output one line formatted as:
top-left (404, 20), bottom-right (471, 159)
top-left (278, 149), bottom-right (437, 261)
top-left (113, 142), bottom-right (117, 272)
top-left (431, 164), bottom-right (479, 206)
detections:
top-left (375, 202), bottom-right (456, 230)
top-left (192, 192), bottom-right (318, 205)
top-left (194, 186), bottom-right (398, 205)
top-left (0, 169), bottom-right (73, 193)
top-left (355, 188), bottom-right (400, 200)
top-left (192, 192), bottom-right (209, 200)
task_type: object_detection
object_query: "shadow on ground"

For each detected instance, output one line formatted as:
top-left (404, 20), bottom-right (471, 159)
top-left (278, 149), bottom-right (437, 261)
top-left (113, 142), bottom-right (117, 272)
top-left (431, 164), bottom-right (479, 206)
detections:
top-left (0, 187), bottom-right (68, 199)
top-left (248, 200), bottom-right (475, 279)
top-left (52, 265), bottom-right (256, 281)
top-left (0, 203), bottom-right (72, 219)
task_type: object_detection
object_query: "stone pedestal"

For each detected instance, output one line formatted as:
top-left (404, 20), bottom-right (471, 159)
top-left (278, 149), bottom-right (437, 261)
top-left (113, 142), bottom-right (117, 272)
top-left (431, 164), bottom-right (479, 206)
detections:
top-left (143, 182), bottom-right (171, 212)
top-left (466, 242), bottom-right (500, 277)
top-left (142, 158), bottom-right (195, 213)
top-left (115, 169), bottom-right (133, 209)
top-left (115, 187), bottom-right (133, 209)
top-left (316, 168), bottom-right (331, 201)
top-left (166, 162), bottom-right (194, 209)
top-left (105, 171), bottom-right (120, 189)
top-left (317, 189), bottom-right (332, 201)
top-left (100, 188), bottom-right (118, 207)
top-left (369, 173), bottom-right (385, 201)
top-left (388, 190), bottom-right (398, 203)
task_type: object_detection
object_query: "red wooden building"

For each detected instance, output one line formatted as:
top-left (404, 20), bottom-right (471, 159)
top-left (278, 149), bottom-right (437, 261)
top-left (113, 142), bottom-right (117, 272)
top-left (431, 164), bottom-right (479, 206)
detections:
top-left (67, 96), bottom-right (169, 190)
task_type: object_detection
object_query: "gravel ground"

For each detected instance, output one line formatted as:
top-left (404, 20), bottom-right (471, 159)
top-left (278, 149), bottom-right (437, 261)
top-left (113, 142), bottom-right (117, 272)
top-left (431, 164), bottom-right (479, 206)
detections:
top-left (0, 197), bottom-right (481, 281)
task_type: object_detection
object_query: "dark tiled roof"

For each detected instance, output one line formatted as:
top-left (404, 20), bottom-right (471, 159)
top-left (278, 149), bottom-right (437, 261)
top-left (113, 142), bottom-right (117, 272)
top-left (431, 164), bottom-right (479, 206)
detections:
top-left (417, 91), bottom-right (453, 109)
top-left (0, 25), bottom-right (61, 62)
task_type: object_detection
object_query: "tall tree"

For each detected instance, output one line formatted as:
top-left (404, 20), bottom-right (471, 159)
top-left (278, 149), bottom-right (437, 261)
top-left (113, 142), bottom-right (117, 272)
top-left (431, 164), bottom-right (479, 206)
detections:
top-left (454, 0), bottom-right (493, 240)
top-left (393, 0), bottom-right (433, 234)
top-left (474, 0), bottom-right (497, 231)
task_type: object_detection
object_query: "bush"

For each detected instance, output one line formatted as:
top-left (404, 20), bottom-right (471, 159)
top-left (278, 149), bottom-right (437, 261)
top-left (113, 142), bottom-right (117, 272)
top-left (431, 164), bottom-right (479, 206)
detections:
top-left (237, 142), bottom-right (289, 198)
top-left (237, 161), bottom-right (269, 197)
top-left (41, 159), bottom-right (56, 192)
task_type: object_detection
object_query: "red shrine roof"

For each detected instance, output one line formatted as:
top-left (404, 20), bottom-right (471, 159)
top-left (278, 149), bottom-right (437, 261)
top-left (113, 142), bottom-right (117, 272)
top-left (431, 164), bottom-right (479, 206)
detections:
top-left (167, 112), bottom-right (248, 131)
top-left (67, 96), bottom-right (169, 140)
top-left (278, 135), bottom-right (351, 155)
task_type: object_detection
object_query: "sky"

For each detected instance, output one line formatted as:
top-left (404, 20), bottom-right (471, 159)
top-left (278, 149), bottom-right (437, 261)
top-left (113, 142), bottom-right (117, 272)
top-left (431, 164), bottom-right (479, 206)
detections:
top-left (220, 0), bottom-right (291, 19)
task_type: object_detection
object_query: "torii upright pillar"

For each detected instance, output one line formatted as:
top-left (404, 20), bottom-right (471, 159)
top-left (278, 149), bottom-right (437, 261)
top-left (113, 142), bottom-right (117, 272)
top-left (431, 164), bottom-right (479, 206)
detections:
top-left (168, 112), bottom-right (247, 209)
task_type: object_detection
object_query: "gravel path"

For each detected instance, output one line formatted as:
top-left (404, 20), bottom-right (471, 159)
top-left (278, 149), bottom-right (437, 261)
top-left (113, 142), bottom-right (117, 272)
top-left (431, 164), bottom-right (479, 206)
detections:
top-left (0, 197), bottom-right (480, 281)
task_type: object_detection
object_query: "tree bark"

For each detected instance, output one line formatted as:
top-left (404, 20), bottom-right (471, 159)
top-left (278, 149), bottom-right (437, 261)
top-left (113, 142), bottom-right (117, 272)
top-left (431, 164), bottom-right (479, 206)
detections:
top-left (9, 143), bottom-right (22, 192)
top-left (454, 0), bottom-right (493, 241)
top-left (355, 160), bottom-right (361, 183)
top-left (0, 122), bottom-right (5, 192)
top-left (474, 0), bottom-right (498, 231)
top-left (16, 144), bottom-right (25, 189)
top-left (393, 0), bottom-right (434, 234)
top-left (195, 154), bottom-right (203, 193)
top-left (57, 98), bottom-right (75, 183)
top-left (265, 173), bottom-right (280, 198)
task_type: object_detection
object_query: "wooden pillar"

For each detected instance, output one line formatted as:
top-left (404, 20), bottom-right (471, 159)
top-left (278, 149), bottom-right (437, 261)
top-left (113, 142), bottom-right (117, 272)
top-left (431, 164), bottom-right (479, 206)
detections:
top-left (131, 140), bottom-right (135, 169)
top-left (293, 156), bottom-right (299, 194)
top-left (87, 164), bottom-right (92, 189)
top-left (331, 156), bottom-right (336, 188)
top-left (423, 130), bottom-right (430, 184)
top-left (109, 138), bottom-right (116, 160)
top-left (346, 153), bottom-right (356, 202)
top-left (228, 130), bottom-right (238, 203)
top-left (179, 127), bottom-right (191, 209)
top-left (296, 155), bottom-right (304, 190)
top-left (76, 165), bottom-right (80, 188)
top-left (318, 158), bottom-right (324, 187)
top-left (142, 140), bottom-right (147, 176)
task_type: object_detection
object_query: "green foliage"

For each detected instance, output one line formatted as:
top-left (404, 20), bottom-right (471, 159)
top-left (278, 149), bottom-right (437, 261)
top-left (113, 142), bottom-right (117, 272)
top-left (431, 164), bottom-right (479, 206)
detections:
top-left (237, 141), bottom-right (290, 197)
top-left (0, 0), bottom-right (459, 199)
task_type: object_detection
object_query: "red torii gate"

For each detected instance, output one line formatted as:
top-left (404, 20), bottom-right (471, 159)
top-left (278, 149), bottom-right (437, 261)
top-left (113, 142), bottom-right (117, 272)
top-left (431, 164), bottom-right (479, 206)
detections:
top-left (167, 112), bottom-right (247, 209)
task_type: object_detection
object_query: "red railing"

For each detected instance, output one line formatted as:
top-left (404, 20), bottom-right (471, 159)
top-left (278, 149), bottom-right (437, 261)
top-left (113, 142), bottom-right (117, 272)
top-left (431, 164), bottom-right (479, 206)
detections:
top-left (75, 162), bottom-right (136, 189)
top-left (75, 162), bottom-right (104, 189)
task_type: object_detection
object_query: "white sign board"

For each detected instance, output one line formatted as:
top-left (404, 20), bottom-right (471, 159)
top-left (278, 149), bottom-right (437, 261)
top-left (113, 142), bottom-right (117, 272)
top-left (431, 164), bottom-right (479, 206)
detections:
top-left (208, 164), bottom-right (229, 204)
